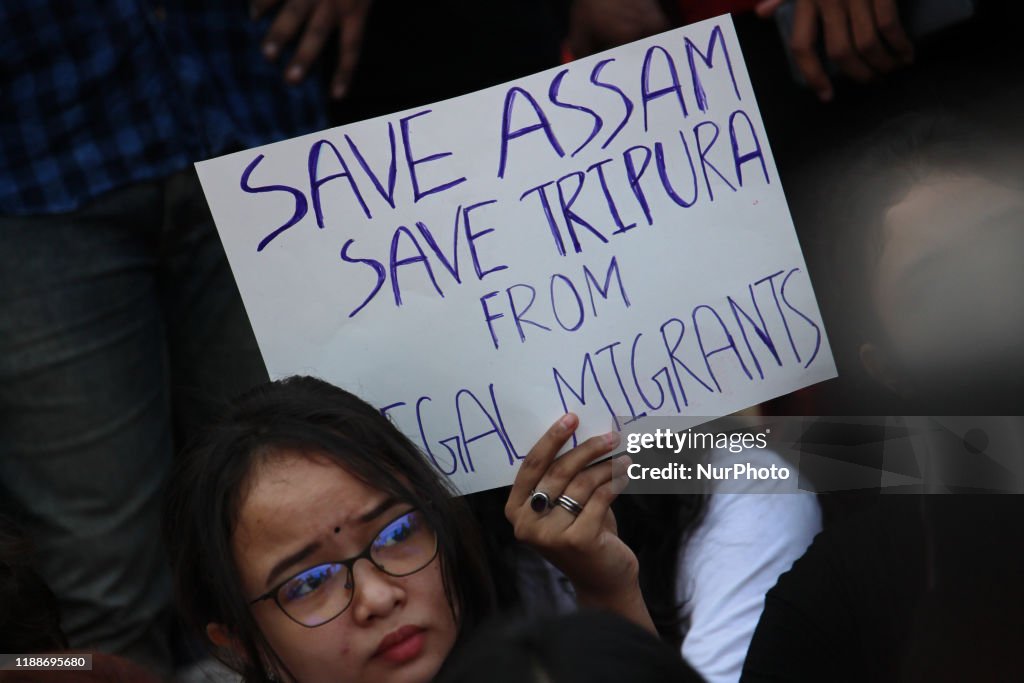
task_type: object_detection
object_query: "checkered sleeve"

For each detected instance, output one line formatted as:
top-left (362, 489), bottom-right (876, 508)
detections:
top-left (0, 0), bottom-right (327, 215)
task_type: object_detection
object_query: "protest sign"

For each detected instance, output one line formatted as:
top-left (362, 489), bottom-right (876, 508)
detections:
top-left (196, 15), bottom-right (837, 494)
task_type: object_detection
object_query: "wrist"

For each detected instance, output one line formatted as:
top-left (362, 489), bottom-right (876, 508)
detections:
top-left (575, 580), bottom-right (657, 636)
top-left (574, 578), bottom-right (640, 611)
top-left (567, 555), bottom-right (641, 608)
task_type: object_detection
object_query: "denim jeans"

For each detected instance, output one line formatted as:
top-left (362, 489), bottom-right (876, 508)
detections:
top-left (0, 170), bottom-right (268, 670)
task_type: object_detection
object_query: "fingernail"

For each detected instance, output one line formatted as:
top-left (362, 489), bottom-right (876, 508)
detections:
top-left (613, 454), bottom-right (633, 479)
top-left (263, 42), bottom-right (278, 60)
top-left (331, 82), bottom-right (346, 99)
top-left (559, 414), bottom-right (575, 432)
top-left (604, 431), bottom-right (620, 447)
top-left (287, 65), bottom-right (303, 82)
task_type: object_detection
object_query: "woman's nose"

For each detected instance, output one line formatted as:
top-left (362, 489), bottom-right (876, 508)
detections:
top-left (349, 558), bottom-right (405, 623)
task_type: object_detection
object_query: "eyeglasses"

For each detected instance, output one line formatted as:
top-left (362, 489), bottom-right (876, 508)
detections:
top-left (248, 509), bottom-right (438, 628)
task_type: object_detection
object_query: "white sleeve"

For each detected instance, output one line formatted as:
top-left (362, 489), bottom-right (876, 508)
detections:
top-left (679, 449), bottom-right (821, 683)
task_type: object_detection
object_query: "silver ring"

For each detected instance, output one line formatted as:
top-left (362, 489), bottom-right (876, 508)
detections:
top-left (529, 490), bottom-right (552, 513)
top-left (555, 494), bottom-right (584, 517)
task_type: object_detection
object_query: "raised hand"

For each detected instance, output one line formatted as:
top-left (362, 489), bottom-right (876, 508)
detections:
top-left (505, 414), bottom-right (655, 633)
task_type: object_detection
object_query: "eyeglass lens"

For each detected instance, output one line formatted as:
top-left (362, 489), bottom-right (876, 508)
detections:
top-left (275, 509), bottom-right (437, 627)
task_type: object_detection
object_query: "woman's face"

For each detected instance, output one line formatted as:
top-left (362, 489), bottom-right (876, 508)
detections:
top-left (226, 451), bottom-right (457, 683)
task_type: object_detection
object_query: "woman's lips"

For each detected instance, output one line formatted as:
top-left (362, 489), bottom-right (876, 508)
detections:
top-left (374, 625), bottom-right (426, 664)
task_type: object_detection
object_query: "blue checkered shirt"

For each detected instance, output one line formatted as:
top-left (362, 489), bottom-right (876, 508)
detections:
top-left (0, 1), bottom-right (327, 215)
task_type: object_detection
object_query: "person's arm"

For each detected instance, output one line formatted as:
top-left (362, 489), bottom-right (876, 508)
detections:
top-left (739, 525), bottom-right (860, 682)
top-left (505, 414), bottom-right (657, 635)
top-left (740, 496), bottom-right (926, 682)
top-left (679, 450), bottom-right (822, 683)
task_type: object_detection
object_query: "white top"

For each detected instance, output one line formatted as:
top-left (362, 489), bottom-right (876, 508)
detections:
top-left (516, 448), bottom-right (821, 683)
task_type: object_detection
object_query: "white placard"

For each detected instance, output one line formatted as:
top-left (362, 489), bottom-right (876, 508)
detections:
top-left (196, 16), bottom-right (837, 494)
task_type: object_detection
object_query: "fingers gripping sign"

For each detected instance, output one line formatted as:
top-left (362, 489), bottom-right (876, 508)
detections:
top-left (507, 414), bottom-right (618, 521)
top-left (505, 415), bottom-right (654, 633)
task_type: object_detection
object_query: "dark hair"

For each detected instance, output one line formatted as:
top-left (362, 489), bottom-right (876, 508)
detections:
top-left (0, 515), bottom-right (67, 652)
top-left (615, 494), bottom-right (706, 648)
top-left (162, 376), bottom-right (496, 682)
top-left (436, 610), bottom-right (705, 683)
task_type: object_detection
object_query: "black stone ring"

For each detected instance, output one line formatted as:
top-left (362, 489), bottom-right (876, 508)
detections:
top-left (529, 490), bottom-right (552, 513)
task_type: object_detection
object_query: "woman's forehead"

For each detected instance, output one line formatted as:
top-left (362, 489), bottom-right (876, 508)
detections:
top-left (235, 451), bottom-right (388, 548)
top-left (872, 173), bottom-right (1024, 356)
top-left (877, 174), bottom-right (1022, 287)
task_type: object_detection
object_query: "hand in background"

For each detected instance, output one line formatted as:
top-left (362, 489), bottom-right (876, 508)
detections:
top-left (757, 0), bottom-right (914, 101)
top-left (251, 0), bottom-right (372, 99)
top-left (568, 0), bottom-right (671, 58)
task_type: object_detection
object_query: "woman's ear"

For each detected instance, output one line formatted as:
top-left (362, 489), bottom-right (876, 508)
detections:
top-left (206, 624), bottom-right (267, 677)
top-left (860, 342), bottom-right (913, 398)
top-left (207, 623), bottom-right (286, 680)
top-left (206, 622), bottom-right (242, 656)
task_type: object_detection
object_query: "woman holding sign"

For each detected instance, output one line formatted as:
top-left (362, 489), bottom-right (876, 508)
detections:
top-left (163, 375), bottom-right (643, 683)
